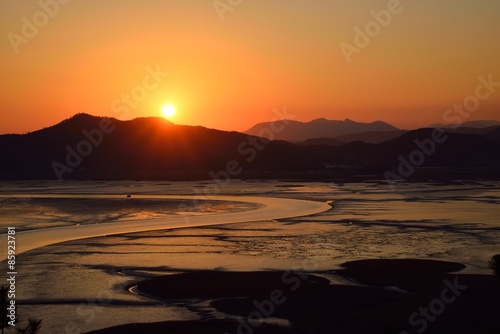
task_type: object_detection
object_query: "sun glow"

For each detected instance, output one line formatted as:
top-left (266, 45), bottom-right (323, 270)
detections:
top-left (162, 105), bottom-right (176, 118)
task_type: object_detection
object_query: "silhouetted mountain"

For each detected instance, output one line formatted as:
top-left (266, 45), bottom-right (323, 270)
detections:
top-left (0, 114), bottom-right (318, 180)
top-left (0, 115), bottom-right (499, 181)
top-left (485, 126), bottom-right (500, 144)
top-left (245, 118), bottom-right (399, 142)
top-left (429, 120), bottom-right (500, 129)
top-left (374, 128), bottom-right (500, 167)
top-left (298, 130), bottom-right (409, 146)
top-left (311, 128), bottom-right (500, 182)
top-left (297, 138), bottom-right (344, 147)
top-left (434, 126), bottom-right (500, 139)
top-left (332, 130), bottom-right (408, 144)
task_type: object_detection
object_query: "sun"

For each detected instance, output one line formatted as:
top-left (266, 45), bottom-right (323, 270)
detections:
top-left (162, 105), bottom-right (176, 118)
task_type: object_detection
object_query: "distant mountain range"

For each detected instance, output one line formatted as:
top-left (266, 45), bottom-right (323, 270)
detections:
top-left (246, 118), bottom-right (500, 144)
top-left (1, 114), bottom-right (499, 181)
top-left (298, 130), bottom-right (409, 146)
top-left (429, 120), bottom-right (500, 129)
top-left (245, 118), bottom-right (399, 142)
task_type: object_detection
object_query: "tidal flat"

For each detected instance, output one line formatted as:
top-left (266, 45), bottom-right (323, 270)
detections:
top-left (1, 180), bottom-right (499, 333)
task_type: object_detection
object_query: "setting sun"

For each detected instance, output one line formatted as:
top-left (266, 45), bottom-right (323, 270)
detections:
top-left (162, 105), bottom-right (176, 118)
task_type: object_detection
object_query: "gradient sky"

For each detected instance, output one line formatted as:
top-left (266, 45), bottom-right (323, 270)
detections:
top-left (1, 0), bottom-right (499, 134)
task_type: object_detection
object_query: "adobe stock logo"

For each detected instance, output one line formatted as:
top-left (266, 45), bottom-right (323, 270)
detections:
top-left (384, 73), bottom-right (500, 190)
top-left (7, 0), bottom-right (72, 54)
top-left (51, 120), bottom-right (115, 181)
top-left (213, 0), bottom-right (244, 21)
top-left (340, 0), bottom-right (414, 64)
top-left (51, 65), bottom-right (168, 181)
top-left (400, 278), bottom-right (467, 334)
top-left (111, 65), bottom-right (169, 116)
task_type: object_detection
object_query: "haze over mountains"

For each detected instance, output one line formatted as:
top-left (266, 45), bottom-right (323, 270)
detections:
top-left (1, 114), bottom-right (499, 181)
top-left (430, 120), bottom-right (500, 129)
top-left (245, 118), bottom-right (399, 142)
top-left (245, 118), bottom-right (500, 144)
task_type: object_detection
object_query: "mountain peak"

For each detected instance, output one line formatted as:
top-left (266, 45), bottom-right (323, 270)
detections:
top-left (65, 113), bottom-right (100, 122)
top-left (311, 118), bottom-right (329, 123)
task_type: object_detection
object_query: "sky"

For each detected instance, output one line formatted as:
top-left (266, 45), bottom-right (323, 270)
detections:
top-left (1, 0), bottom-right (499, 134)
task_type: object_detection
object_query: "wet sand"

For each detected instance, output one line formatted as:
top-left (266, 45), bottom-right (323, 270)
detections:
top-left (0, 197), bottom-right (259, 231)
top-left (0, 195), bottom-right (331, 260)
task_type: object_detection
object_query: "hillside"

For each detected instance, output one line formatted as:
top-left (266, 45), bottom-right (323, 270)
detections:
top-left (0, 114), bottom-right (313, 180)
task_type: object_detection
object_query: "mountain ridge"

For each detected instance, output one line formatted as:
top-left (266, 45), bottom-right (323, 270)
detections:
top-left (1, 114), bottom-right (499, 181)
top-left (429, 120), bottom-right (500, 129)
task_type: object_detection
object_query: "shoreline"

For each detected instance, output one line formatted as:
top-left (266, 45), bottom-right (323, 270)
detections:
top-left (0, 195), bottom-right (332, 260)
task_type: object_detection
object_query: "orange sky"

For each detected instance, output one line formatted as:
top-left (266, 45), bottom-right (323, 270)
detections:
top-left (1, 1), bottom-right (499, 134)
